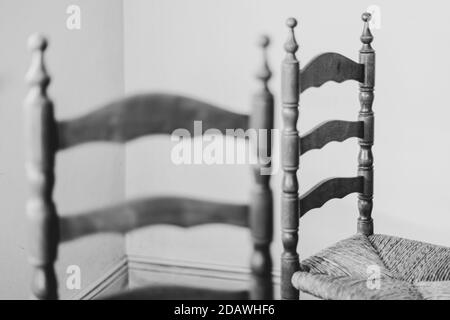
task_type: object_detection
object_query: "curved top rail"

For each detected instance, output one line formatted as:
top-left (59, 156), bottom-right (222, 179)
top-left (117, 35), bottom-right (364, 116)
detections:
top-left (57, 93), bottom-right (250, 150)
top-left (300, 53), bottom-right (364, 93)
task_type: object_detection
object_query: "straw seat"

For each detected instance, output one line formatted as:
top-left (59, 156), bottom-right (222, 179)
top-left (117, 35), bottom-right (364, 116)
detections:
top-left (293, 234), bottom-right (450, 300)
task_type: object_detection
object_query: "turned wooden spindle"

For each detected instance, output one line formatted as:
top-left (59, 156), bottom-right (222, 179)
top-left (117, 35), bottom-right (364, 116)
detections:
top-left (357, 13), bottom-right (375, 235)
top-left (281, 18), bottom-right (300, 300)
top-left (249, 35), bottom-right (274, 300)
top-left (24, 34), bottom-right (59, 300)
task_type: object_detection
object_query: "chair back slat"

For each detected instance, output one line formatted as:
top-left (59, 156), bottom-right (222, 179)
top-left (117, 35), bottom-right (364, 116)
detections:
top-left (300, 53), bottom-right (364, 93)
top-left (299, 177), bottom-right (363, 217)
top-left (57, 93), bottom-right (250, 150)
top-left (300, 120), bottom-right (363, 155)
top-left (59, 197), bottom-right (249, 242)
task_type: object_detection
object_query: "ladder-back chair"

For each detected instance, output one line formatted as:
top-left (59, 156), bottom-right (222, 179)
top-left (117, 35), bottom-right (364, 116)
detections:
top-left (24, 34), bottom-right (274, 300)
top-left (281, 13), bottom-right (450, 300)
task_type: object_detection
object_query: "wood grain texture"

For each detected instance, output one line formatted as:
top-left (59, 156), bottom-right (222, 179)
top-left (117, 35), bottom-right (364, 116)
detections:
top-left (105, 285), bottom-right (249, 300)
top-left (57, 93), bottom-right (250, 150)
top-left (299, 177), bottom-right (363, 217)
top-left (300, 120), bottom-right (363, 155)
top-left (24, 34), bottom-right (59, 300)
top-left (357, 12), bottom-right (375, 235)
top-left (281, 18), bottom-right (301, 300)
top-left (300, 53), bottom-right (364, 93)
top-left (60, 197), bottom-right (249, 242)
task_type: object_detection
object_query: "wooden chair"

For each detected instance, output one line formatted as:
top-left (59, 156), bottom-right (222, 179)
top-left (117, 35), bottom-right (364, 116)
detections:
top-left (24, 34), bottom-right (274, 300)
top-left (281, 13), bottom-right (450, 300)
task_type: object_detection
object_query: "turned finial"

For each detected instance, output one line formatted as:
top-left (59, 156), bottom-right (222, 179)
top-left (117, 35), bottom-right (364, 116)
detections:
top-left (360, 12), bottom-right (373, 46)
top-left (26, 34), bottom-right (50, 88)
top-left (256, 35), bottom-right (272, 87)
top-left (28, 33), bottom-right (48, 51)
top-left (258, 34), bottom-right (270, 49)
top-left (284, 18), bottom-right (298, 55)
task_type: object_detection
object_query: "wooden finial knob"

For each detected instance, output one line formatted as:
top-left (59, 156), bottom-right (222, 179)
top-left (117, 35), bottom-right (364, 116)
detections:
top-left (361, 12), bottom-right (372, 23)
top-left (284, 18), bottom-right (298, 54)
top-left (360, 12), bottom-right (373, 45)
top-left (25, 34), bottom-right (50, 87)
top-left (256, 35), bottom-right (272, 84)
top-left (286, 17), bottom-right (297, 28)
top-left (258, 35), bottom-right (270, 49)
top-left (27, 34), bottom-right (48, 52)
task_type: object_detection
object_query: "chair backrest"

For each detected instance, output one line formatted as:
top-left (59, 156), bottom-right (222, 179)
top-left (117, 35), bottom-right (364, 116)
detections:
top-left (280, 13), bottom-right (375, 299)
top-left (24, 35), bottom-right (274, 300)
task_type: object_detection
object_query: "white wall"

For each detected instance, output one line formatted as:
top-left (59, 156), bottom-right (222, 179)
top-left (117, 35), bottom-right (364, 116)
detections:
top-left (0, 0), bottom-right (125, 299)
top-left (2, 0), bottom-right (450, 299)
top-left (123, 0), bottom-right (450, 275)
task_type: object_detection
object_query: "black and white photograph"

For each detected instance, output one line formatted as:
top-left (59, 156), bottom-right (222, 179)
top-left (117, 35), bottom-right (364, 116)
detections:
top-left (0, 0), bottom-right (450, 308)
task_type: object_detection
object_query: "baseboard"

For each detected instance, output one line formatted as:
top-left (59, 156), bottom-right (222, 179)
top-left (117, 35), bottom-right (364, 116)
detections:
top-left (127, 255), bottom-right (281, 298)
top-left (75, 256), bottom-right (128, 300)
top-left (74, 255), bottom-right (284, 299)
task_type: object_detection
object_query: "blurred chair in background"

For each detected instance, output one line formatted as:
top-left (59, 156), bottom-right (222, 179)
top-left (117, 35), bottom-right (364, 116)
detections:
top-left (24, 34), bottom-right (274, 300)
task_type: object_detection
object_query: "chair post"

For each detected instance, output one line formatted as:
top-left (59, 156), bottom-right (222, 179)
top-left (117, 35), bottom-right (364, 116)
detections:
top-left (24, 34), bottom-right (59, 299)
top-left (281, 18), bottom-right (300, 300)
top-left (357, 13), bottom-right (375, 236)
top-left (249, 35), bottom-right (274, 300)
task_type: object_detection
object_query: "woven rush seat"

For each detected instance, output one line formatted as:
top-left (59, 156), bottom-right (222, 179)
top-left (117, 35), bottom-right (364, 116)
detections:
top-left (293, 234), bottom-right (450, 300)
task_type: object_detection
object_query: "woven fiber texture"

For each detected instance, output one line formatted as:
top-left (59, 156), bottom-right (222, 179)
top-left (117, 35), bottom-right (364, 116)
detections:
top-left (292, 272), bottom-right (423, 300)
top-left (295, 234), bottom-right (450, 300)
